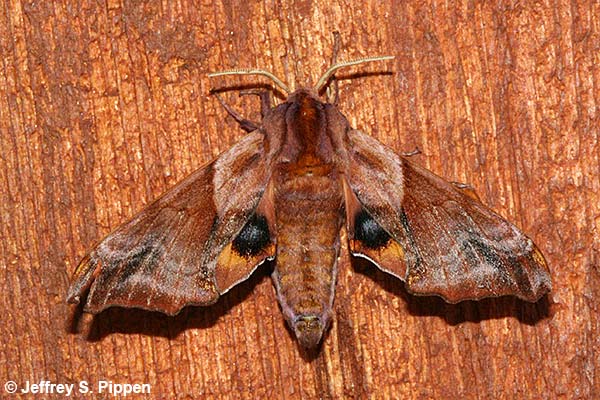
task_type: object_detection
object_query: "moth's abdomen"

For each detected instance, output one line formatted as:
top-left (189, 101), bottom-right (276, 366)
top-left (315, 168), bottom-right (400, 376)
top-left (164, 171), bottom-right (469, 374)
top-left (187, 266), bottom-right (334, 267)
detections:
top-left (272, 172), bottom-right (344, 348)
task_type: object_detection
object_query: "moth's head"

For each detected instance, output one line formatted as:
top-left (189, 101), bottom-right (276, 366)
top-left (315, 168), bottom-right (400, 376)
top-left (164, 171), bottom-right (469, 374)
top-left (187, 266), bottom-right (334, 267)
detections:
top-left (207, 55), bottom-right (394, 104)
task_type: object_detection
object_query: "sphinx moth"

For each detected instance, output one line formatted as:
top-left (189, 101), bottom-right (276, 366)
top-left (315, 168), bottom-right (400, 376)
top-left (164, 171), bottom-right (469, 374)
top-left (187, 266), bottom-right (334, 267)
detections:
top-left (67, 52), bottom-right (551, 348)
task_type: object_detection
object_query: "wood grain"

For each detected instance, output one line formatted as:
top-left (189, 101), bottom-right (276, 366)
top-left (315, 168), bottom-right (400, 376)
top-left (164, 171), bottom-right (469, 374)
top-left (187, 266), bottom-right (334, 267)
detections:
top-left (1, 0), bottom-right (597, 398)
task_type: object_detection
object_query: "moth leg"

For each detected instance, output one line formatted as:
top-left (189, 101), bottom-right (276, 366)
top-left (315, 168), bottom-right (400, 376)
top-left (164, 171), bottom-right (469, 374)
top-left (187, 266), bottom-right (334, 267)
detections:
top-left (239, 89), bottom-right (273, 117)
top-left (450, 181), bottom-right (481, 202)
top-left (331, 31), bottom-right (342, 63)
top-left (401, 147), bottom-right (421, 157)
top-left (213, 92), bottom-right (260, 132)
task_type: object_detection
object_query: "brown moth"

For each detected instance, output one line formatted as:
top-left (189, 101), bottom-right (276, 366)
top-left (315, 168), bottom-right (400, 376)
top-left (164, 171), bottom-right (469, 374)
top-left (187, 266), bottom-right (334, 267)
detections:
top-left (68, 51), bottom-right (551, 348)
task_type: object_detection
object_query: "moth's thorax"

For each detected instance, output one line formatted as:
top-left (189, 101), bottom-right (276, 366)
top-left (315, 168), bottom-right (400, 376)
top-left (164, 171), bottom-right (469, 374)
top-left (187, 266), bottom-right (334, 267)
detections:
top-left (279, 89), bottom-right (336, 168)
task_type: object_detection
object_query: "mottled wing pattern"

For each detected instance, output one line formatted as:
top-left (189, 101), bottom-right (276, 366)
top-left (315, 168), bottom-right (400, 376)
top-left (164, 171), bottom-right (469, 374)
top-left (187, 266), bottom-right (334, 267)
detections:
top-left (345, 129), bottom-right (551, 303)
top-left (67, 132), bottom-right (274, 315)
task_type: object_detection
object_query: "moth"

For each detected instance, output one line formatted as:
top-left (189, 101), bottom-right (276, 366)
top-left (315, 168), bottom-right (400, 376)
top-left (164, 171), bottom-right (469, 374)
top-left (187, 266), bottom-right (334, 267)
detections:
top-left (68, 50), bottom-right (551, 349)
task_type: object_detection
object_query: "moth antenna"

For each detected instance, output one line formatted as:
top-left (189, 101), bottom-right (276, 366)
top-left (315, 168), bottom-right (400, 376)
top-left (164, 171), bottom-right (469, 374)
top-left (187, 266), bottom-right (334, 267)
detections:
top-left (314, 56), bottom-right (395, 94)
top-left (208, 69), bottom-right (291, 95)
top-left (327, 31), bottom-right (342, 105)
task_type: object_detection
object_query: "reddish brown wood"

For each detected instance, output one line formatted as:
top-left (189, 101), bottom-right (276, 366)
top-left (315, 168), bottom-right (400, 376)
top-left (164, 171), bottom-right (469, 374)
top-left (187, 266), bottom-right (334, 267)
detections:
top-left (1, 1), bottom-right (597, 398)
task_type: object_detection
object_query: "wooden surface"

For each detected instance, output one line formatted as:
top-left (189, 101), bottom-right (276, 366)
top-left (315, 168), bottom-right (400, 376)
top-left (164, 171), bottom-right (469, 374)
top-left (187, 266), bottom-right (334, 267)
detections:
top-left (1, 1), bottom-right (598, 398)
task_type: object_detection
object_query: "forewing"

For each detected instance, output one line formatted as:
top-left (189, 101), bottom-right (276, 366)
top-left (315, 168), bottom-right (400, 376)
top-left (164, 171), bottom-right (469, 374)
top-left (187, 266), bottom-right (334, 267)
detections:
top-left (67, 131), bottom-right (275, 315)
top-left (344, 129), bottom-right (551, 303)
